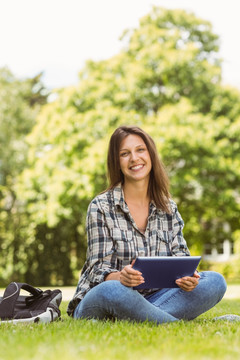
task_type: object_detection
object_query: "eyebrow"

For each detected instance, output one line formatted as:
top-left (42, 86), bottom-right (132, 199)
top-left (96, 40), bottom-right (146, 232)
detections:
top-left (119, 144), bottom-right (145, 151)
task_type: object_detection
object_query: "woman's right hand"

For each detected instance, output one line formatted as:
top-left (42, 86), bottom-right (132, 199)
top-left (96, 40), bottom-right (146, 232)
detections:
top-left (120, 262), bottom-right (145, 287)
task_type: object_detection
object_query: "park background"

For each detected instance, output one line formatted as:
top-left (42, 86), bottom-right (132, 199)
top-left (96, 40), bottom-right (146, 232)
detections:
top-left (0, 0), bottom-right (240, 288)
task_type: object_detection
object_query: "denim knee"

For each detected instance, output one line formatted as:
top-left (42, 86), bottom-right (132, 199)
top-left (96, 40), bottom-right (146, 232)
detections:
top-left (200, 271), bottom-right (227, 301)
top-left (93, 280), bottom-right (131, 305)
top-left (73, 281), bottom-right (125, 319)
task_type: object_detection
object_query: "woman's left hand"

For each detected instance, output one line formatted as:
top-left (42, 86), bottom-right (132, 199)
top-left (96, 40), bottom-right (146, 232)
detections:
top-left (175, 271), bottom-right (200, 292)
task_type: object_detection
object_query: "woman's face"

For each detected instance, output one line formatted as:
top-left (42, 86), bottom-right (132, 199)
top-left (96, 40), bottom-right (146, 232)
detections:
top-left (119, 134), bottom-right (152, 184)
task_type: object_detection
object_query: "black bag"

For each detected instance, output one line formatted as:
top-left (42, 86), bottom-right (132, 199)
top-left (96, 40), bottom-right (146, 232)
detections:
top-left (0, 282), bottom-right (62, 323)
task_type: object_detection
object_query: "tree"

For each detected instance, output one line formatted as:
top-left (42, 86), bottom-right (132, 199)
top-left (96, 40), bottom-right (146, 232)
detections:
top-left (12, 7), bottom-right (240, 285)
top-left (147, 96), bottom-right (240, 252)
top-left (0, 68), bottom-right (48, 284)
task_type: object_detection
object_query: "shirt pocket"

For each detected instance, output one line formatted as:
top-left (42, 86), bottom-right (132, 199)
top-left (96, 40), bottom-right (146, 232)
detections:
top-left (149, 229), bottom-right (172, 256)
top-left (110, 227), bottom-right (135, 264)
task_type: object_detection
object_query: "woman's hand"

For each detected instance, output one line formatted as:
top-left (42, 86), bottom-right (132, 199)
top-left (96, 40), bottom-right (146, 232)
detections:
top-left (120, 261), bottom-right (145, 287)
top-left (175, 271), bottom-right (200, 292)
top-left (104, 261), bottom-right (145, 287)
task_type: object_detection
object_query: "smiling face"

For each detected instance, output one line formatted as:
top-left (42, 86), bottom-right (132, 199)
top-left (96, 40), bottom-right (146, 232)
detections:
top-left (119, 134), bottom-right (152, 185)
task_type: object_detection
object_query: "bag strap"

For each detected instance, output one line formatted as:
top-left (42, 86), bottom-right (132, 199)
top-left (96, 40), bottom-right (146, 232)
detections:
top-left (0, 282), bottom-right (43, 320)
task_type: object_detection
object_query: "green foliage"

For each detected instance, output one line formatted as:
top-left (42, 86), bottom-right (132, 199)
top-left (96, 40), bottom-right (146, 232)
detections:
top-left (200, 258), bottom-right (240, 282)
top-left (0, 68), bottom-right (48, 285)
top-left (121, 7), bottom-right (221, 114)
top-left (148, 97), bottom-right (240, 249)
top-left (1, 7), bottom-right (240, 285)
top-left (0, 68), bottom-right (45, 184)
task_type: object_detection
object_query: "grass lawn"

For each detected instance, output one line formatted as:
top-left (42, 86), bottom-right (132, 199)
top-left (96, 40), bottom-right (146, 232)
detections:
top-left (0, 299), bottom-right (239, 360)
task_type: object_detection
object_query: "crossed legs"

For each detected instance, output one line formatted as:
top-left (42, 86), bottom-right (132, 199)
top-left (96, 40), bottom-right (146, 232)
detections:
top-left (74, 271), bottom-right (227, 324)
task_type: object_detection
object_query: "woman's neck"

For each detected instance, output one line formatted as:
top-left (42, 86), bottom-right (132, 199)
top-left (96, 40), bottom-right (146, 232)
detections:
top-left (122, 181), bottom-right (150, 232)
top-left (123, 181), bottom-right (149, 206)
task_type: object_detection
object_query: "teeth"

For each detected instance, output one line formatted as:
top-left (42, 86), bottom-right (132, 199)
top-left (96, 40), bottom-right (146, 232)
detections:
top-left (131, 165), bottom-right (143, 170)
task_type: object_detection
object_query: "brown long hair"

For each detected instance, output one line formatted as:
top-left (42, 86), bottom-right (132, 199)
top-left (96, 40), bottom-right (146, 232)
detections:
top-left (107, 125), bottom-right (171, 213)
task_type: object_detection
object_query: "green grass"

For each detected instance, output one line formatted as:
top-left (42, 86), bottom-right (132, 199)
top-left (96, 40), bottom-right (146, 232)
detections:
top-left (0, 299), bottom-right (240, 360)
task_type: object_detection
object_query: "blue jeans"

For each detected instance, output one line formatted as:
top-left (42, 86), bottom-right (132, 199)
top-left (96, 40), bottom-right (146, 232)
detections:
top-left (74, 271), bottom-right (227, 324)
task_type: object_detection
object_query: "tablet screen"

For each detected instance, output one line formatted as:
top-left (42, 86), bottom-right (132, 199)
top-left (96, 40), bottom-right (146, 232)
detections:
top-left (132, 256), bottom-right (201, 289)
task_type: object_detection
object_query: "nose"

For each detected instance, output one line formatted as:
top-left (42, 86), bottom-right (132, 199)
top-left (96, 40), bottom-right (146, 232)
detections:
top-left (129, 151), bottom-right (138, 161)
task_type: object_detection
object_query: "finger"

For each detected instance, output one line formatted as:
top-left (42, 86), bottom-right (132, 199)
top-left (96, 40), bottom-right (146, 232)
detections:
top-left (178, 284), bottom-right (193, 292)
top-left (176, 278), bottom-right (198, 291)
top-left (176, 276), bottom-right (199, 286)
top-left (121, 278), bottom-right (144, 287)
top-left (120, 263), bottom-right (145, 287)
top-left (121, 270), bottom-right (144, 283)
top-left (120, 273), bottom-right (144, 287)
top-left (194, 271), bottom-right (201, 278)
top-left (176, 280), bottom-right (195, 291)
top-left (178, 276), bottom-right (199, 285)
top-left (124, 265), bottom-right (142, 276)
top-left (178, 280), bottom-right (198, 289)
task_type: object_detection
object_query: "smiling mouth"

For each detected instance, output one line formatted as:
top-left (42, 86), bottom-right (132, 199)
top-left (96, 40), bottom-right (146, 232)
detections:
top-left (130, 164), bottom-right (144, 170)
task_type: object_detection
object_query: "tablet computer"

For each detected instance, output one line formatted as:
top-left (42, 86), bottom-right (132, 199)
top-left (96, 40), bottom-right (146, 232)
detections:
top-left (132, 256), bottom-right (201, 289)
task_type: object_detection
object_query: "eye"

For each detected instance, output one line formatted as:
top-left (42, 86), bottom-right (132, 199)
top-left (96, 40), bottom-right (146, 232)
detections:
top-left (120, 151), bottom-right (128, 157)
top-left (138, 147), bottom-right (145, 152)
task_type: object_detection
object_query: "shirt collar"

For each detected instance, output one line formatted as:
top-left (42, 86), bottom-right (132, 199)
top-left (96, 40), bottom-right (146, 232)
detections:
top-left (112, 183), bottom-right (159, 215)
top-left (113, 183), bottom-right (129, 213)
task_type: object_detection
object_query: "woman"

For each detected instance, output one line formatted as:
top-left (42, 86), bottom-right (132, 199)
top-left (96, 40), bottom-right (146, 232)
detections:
top-left (67, 125), bottom-right (227, 324)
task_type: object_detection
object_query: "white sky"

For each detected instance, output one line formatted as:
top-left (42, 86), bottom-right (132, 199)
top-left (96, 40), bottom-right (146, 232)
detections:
top-left (0, 0), bottom-right (240, 90)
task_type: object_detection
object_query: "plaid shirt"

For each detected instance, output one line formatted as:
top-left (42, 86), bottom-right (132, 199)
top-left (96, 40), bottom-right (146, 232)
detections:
top-left (67, 184), bottom-right (190, 316)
